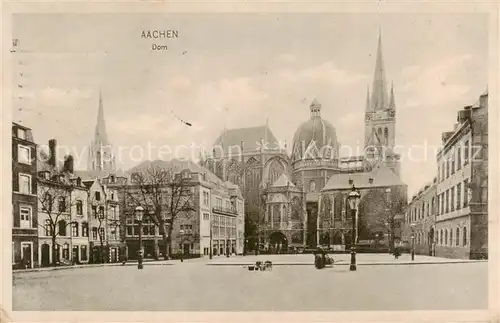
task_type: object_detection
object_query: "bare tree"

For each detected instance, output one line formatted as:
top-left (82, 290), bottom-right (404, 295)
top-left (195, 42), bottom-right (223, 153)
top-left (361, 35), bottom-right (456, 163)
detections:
top-left (126, 164), bottom-right (196, 260)
top-left (37, 177), bottom-right (76, 266)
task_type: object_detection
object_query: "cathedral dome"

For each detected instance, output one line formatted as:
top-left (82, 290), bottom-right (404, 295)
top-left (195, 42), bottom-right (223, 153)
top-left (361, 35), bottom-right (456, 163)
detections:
top-left (291, 99), bottom-right (339, 162)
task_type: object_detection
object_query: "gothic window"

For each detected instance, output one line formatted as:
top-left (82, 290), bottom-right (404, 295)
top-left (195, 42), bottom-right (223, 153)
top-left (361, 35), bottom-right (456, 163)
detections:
top-left (291, 197), bottom-right (301, 221)
top-left (282, 205), bottom-right (287, 222)
top-left (321, 195), bottom-right (332, 225)
top-left (309, 180), bottom-right (316, 192)
top-left (272, 204), bottom-right (280, 223)
top-left (384, 127), bottom-right (388, 145)
top-left (333, 193), bottom-right (343, 221)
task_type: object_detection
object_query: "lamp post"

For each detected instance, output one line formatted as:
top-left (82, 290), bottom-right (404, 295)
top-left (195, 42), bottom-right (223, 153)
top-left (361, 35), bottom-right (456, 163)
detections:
top-left (179, 229), bottom-right (185, 262)
top-left (135, 206), bottom-right (144, 270)
top-left (209, 222), bottom-right (213, 260)
top-left (410, 223), bottom-right (415, 261)
top-left (347, 185), bottom-right (361, 271)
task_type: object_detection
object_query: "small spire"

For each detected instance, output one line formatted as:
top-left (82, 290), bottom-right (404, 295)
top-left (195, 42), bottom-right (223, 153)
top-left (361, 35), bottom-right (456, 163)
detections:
top-left (371, 31), bottom-right (389, 111)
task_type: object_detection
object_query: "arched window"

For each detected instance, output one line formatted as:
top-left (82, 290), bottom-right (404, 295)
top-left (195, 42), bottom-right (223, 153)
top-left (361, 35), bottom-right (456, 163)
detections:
top-left (449, 229), bottom-right (453, 246)
top-left (309, 180), bottom-right (316, 192)
top-left (43, 193), bottom-right (52, 212)
top-left (463, 227), bottom-right (467, 246)
top-left (444, 230), bottom-right (448, 246)
top-left (58, 220), bottom-right (67, 236)
top-left (439, 230), bottom-right (443, 245)
top-left (384, 127), bottom-right (389, 145)
top-left (456, 228), bottom-right (460, 246)
top-left (291, 197), bottom-right (301, 221)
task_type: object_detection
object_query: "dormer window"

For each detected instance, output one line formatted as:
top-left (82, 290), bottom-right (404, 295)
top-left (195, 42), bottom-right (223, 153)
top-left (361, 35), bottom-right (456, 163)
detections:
top-left (17, 128), bottom-right (26, 140)
top-left (95, 191), bottom-right (101, 201)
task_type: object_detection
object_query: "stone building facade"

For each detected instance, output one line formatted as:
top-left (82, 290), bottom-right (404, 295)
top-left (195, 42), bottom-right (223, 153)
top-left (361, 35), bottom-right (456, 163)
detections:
top-left (201, 33), bottom-right (407, 252)
top-left (119, 159), bottom-right (245, 260)
top-left (435, 91), bottom-right (488, 259)
top-left (403, 181), bottom-right (437, 256)
top-left (12, 122), bottom-right (38, 269)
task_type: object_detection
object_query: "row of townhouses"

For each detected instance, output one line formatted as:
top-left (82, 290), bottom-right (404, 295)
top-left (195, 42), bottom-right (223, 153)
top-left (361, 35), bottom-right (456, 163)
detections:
top-left (12, 124), bottom-right (121, 268)
top-left (403, 90), bottom-right (489, 259)
top-left (12, 117), bottom-right (245, 269)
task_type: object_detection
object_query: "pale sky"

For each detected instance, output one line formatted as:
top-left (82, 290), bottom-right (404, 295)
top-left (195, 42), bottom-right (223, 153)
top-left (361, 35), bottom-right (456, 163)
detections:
top-left (11, 13), bottom-right (488, 197)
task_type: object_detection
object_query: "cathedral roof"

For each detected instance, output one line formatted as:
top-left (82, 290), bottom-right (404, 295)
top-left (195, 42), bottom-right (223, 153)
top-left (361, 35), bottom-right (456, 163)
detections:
top-left (292, 99), bottom-right (339, 162)
top-left (272, 173), bottom-right (295, 188)
top-left (213, 124), bottom-right (280, 154)
top-left (322, 164), bottom-right (405, 191)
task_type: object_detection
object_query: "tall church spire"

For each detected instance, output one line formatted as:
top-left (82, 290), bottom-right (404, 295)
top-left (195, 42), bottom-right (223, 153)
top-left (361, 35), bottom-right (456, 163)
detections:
top-left (389, 82), bottom-right (396, 110)
top-left (370, 31), bottom-right (389, 111)
top-left (365, 86), bottom-right (371, 111)
top-left (94, 89), bottom-right (109, 145)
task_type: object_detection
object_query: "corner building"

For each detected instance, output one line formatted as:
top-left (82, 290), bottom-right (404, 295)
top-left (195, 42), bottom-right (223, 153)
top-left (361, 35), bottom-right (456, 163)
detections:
top-left (435, 91), bottom-right (488, 259)
top-left (202, 33), bottom-right (407, 251)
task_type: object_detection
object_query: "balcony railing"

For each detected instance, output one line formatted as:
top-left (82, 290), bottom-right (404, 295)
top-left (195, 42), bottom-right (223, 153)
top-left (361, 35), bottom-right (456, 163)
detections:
top-left (212, 206), bottom-right (237, 215)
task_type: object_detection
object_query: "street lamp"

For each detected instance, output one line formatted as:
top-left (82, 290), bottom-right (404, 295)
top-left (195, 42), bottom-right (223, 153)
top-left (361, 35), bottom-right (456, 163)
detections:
top-left (209, 222), bottom-right (213, 260)
top-left (134, 206), bottom-right (145, 270)
top-left (410, 223), bottom-right (415, 261)
top-left (347, 185), bottom-right (361, 271)
top-left (179, 229), bottom-right (185, 262)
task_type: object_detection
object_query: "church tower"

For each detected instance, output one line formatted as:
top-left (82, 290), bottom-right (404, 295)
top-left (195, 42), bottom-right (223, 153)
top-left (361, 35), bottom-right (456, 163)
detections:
top-left (88, 90), bottom-right (115, 173)
top-left (364, 32), bottom-right (400, 176)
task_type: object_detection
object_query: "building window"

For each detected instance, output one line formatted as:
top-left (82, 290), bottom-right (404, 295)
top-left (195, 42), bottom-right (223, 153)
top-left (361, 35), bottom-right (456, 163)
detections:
top-left (446, 158), bottom-right (450, 178)
top-left (456, 183), bottom-right (462, 210)
top-left (92, 205), bottom-right (97, 218)
top-left (110, 227), bottom-right (118, 240)
top-left (451, 154), bottom-right (455, 175)
top-left (17, 128), bottom-right (26, 140)
top-left (80, 245), bottom-right (88, 261)
top-left (441, 162), bottom-right (445, 181)
top-left (58, 197), bottom-right (66, 212)
top-left (203, 213), bottom-right (209, 220)
top-left (437, 164), bottom-right (441, 182)
top-left (456, 228), bottom-right (460, 246)
top-left (464, 179), bottom-right (469, 207)
top-left (444, 230), bottom-right (448, 246)
top-left (72, 222), bottom-right (79, 237)
top-left (439, 230), bottom-right (443, 245)
top-left (464, 140), bottom-right (469, 164)
top-left (92, 227), bottom-right (98, 240)
top-left (203, 192), bottom-right (209, 206)
top-left (110, 206), bottom-right (117, 220)
top-left (445, 190), bottom-right (449, 213)
top-left (95, 191), bottom-right (101, 201)
top-left (98, 206), bottom-right (105, 219)
top-left (18, 145), bottom-right (31, 164)
top-left (44, 219), bottom-right (52, 236)
top-left (19, 174), bottom-right (31, 194)
top-left (58, 220), bottom-right (67, 236)
top-left (82, 222), bottom-right (89, 237)
top-left (99, 228), bottom-right (105, 241)
top-left (19, 205), bottom-right (32, 228)
top-left (76, 200), bottom-right (83, 215)
top-left (450, 187), bottom-right (455, 212)
top-left (463, 227), bottom-right (467, 246)
top-left (457, 147), bottom-right (462, 170)
top-left (449, 229), bottom-right (453, 246)
top-left (111, 192), bottom-right (114, 200)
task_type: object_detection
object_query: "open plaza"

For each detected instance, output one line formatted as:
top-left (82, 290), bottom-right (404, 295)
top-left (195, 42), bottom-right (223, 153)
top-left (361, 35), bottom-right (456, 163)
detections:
top-left (13, 254), bottom-right (487, 311)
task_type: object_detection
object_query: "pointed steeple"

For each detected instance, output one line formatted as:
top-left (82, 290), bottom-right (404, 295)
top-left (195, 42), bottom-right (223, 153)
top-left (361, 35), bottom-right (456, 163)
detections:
top-left (94, 89), bottom-right (109, 145)
top-left (389, 82), bottom-right (396, 110)
top-left (370, 31), bottom-right (389, 111)
top-left (365, 85), bottom-right (371, 111)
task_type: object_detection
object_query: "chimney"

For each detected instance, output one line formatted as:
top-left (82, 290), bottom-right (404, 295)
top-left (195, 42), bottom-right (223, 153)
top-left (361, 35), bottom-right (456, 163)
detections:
top-left (48, 139), bottom-right (57, 167)
top-left (63, 155), bottom-right (74, 174)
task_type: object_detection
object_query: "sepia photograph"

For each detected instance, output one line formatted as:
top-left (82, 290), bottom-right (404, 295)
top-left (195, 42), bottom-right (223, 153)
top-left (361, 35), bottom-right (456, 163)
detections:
top-left (3, 2), bottom-right (497, 320)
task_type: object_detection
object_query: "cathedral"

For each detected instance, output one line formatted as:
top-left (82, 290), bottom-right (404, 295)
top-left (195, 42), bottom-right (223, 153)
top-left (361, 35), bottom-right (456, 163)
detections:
top-left (201, 33), bottom-right (408, 252)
